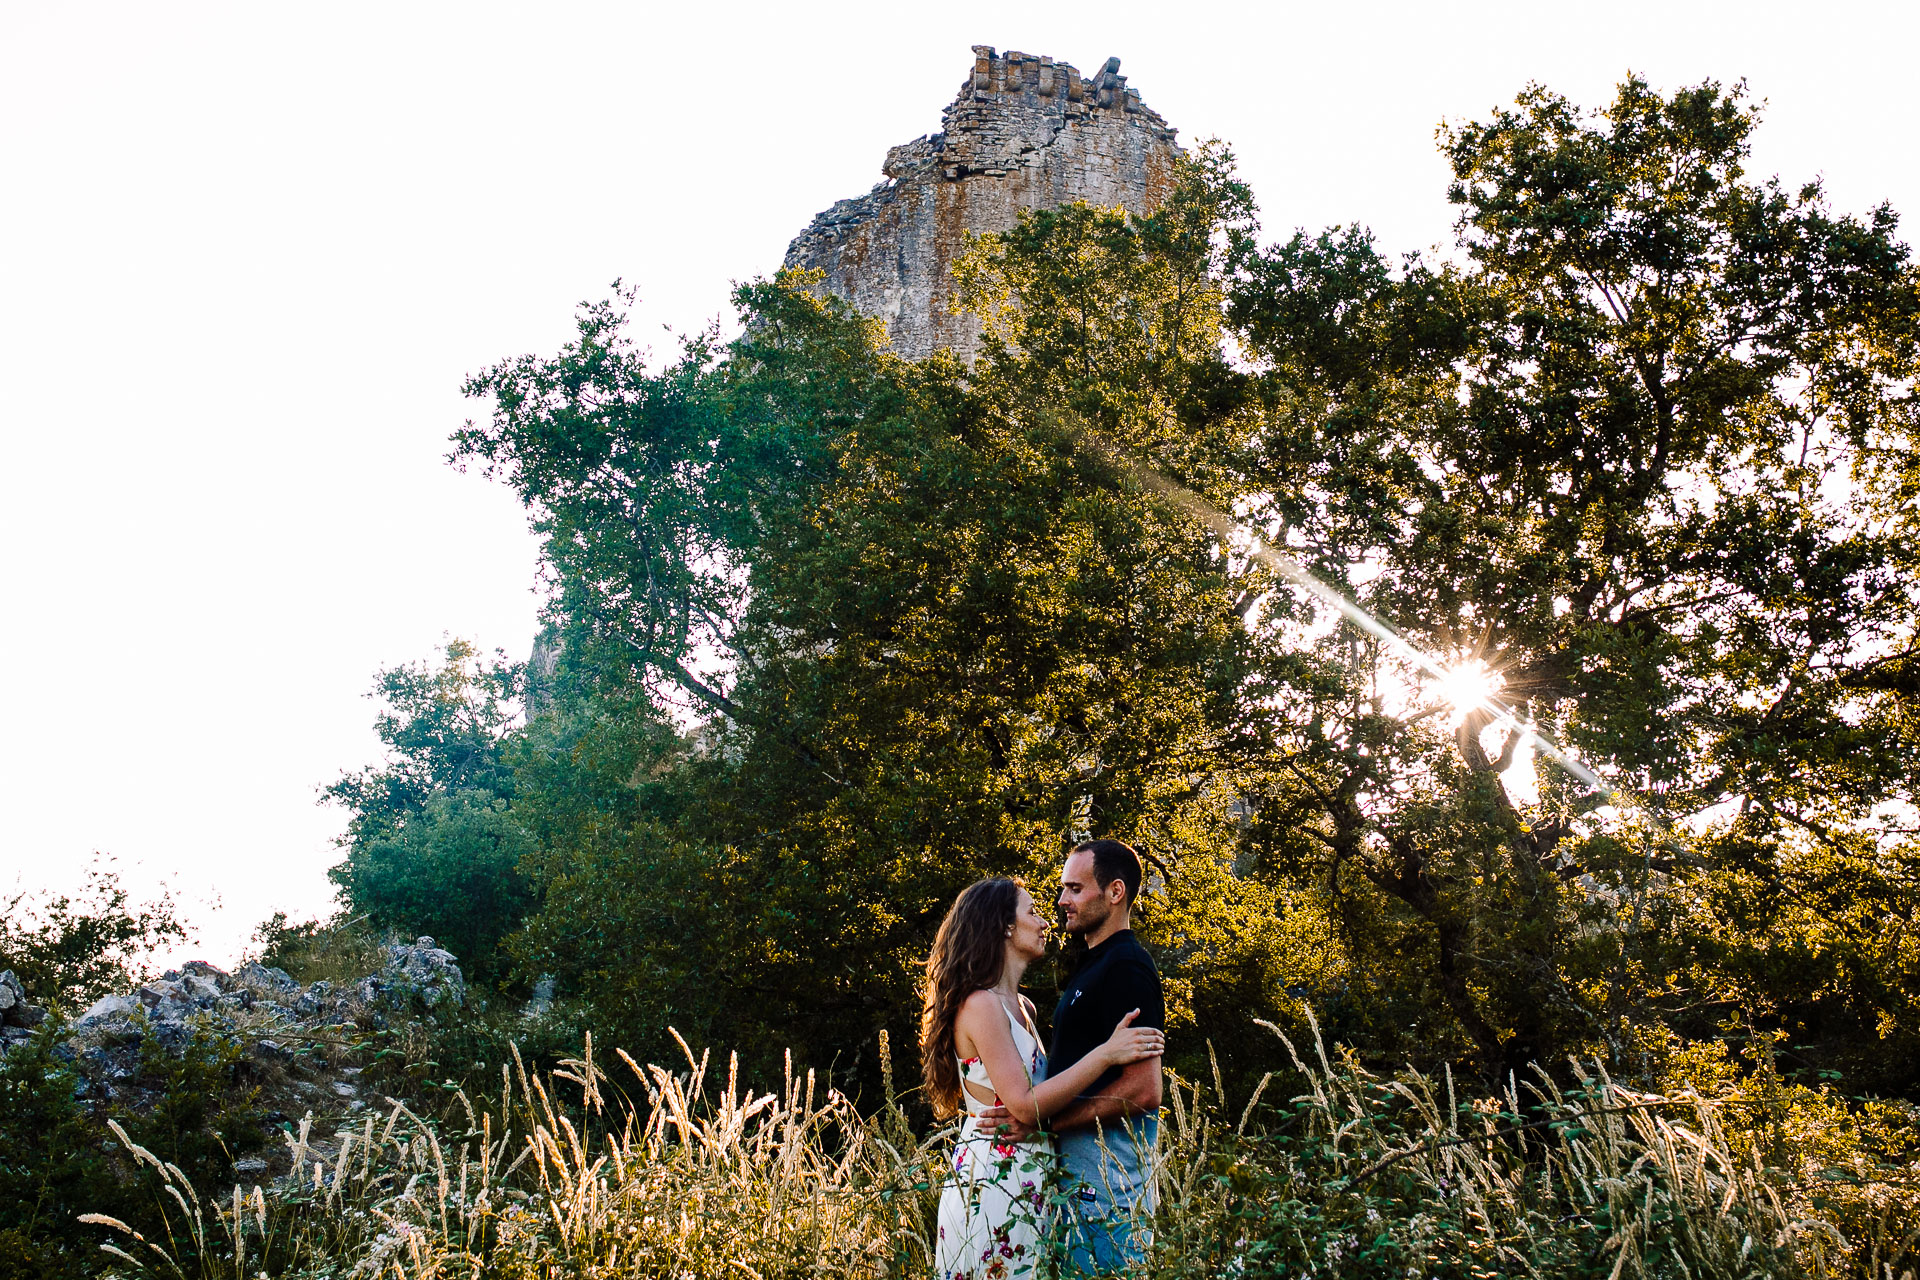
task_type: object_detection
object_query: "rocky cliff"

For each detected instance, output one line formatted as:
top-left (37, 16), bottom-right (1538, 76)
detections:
top-left (783, 47), bottom-right (1183, 363)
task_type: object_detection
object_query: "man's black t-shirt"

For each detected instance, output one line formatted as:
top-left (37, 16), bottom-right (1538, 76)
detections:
top-left (1049, 929), bottom-right (1165, 1102)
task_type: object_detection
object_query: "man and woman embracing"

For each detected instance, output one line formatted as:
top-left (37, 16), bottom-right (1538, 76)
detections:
top-left (919, 839), bottom-right (1165, 1278)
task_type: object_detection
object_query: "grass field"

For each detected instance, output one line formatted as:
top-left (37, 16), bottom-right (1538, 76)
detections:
top-left (83, 1018), bottom-right (1920, 1279)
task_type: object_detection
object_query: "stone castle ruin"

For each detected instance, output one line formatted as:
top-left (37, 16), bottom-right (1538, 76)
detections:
top-left (783, 47), bottom-right (1183, 364)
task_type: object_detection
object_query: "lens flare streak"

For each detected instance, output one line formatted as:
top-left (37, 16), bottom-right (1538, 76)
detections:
top-left (1096, 443), bottom-right (1619, 805)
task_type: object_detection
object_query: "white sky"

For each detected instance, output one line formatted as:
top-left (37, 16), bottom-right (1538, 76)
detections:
top-left (2, 0), bottom-right (1913, 969)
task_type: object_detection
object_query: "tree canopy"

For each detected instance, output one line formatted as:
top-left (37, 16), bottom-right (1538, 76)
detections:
top-left (331, 75), bottom-right (1920, 1100)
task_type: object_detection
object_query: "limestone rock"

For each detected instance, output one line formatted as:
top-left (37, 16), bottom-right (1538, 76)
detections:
top-left (181, 974), bottom-right (224, 1005)
top-left (0, 970), bottom-right (46, 1031)
top-left (233, 962), bottom-right (300, 1000)
top-left (150, 1019), bottom-right (196, 1055)
top-left (77, 992), bottom-right (139, 1026)
top-left (378, 937), bottom-right (465, 1011)
top-left (171, 960), bottom-right (230, 984)
top-left (246, 1037), bottom-right (295, 1066)
top-left (526, 625), bottom-right (564, 718)
top-left (294, 979), bottom-right (335, 1018)
top-left (70, 994), bottom-right (143, 1050)
top-left (783, 47), bottom-right (1182, 364)
top-left (135, 979), bottom-right (182, 1006)
top-left (18, 935), bottom-right (476, 1155)
top-left (0, 935), bottom-right (486, 1194)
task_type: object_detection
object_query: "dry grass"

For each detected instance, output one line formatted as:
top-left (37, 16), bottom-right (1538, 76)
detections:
top-left (86, 1028), bottom-right (940, 1279)
top-left (1151, 1014), bottom-right (1920, 1280)
top-left (252, 914), bottom-right (395, 991)
top-left (83, 1019), bottom-right (1920, 1279)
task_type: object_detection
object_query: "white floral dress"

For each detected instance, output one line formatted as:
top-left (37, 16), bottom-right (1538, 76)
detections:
top-left (935, 999), bottom-right (1059, 1279)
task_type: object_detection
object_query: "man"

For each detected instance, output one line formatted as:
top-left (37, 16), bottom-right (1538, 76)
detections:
top-left (984, 838), bottom-right (1165, 1274)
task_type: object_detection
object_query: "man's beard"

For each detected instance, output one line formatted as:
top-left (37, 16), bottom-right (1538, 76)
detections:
top-left (1065, 898), bottom-right (1112, 935)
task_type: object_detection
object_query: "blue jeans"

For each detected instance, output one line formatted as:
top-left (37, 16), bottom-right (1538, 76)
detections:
top-left (1055, 1114), bottom-right (1157, 1275)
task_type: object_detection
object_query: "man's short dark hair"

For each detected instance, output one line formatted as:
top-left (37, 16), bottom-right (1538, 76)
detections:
top-left (1073, 838), bottom-right (1143, 905)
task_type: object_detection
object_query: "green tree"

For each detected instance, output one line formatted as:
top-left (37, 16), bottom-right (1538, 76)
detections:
top-left (325, 640), bottom-right (534, 980)
top-left (1228, 76), bottom-right (1920, 1084)
top-left (456, 155), bottom-right (1316, 1075)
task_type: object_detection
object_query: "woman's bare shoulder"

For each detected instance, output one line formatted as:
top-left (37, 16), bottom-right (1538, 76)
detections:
top-left (958, 988), bottom-right (1004, 1018)
top-left (954, 990), bottom-right (1009, 1044)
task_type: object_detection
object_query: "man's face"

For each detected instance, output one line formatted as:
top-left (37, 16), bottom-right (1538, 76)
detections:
top-left (1057, 848), bottom-right (1116, 936)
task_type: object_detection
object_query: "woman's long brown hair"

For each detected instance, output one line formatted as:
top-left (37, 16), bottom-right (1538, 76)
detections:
top-left (919, 877), bottom-right (1022, 1119)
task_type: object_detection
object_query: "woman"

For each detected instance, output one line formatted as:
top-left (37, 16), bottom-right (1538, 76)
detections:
top-left (921, 877), bottom-right (1164, 1279)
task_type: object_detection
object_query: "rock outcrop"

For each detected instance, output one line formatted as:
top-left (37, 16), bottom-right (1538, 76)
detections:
top-left (783, 47), bottom-right (1182, 364)
top-left (525, 623), bottom-right (564, 718)
top-left (1, 938), bottom-right (465, 1112)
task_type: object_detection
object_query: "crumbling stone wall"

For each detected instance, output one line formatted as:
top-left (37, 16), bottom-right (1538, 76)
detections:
top-left (783, 47), bottom-right (1183, 363)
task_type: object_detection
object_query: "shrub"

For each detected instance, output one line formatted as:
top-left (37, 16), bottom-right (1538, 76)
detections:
top-left (249, 912), bottom-right (392, 988)
top-left (0, 1019), bottom-right (117, 1280)
top-left (111, 1015), bottom-right (267, 1203)
top-left (0, 860), bottom-right (186, 1011)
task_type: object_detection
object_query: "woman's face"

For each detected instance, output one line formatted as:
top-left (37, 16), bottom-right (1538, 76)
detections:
top-left (1007, 888), bottom-right (1052, 961)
